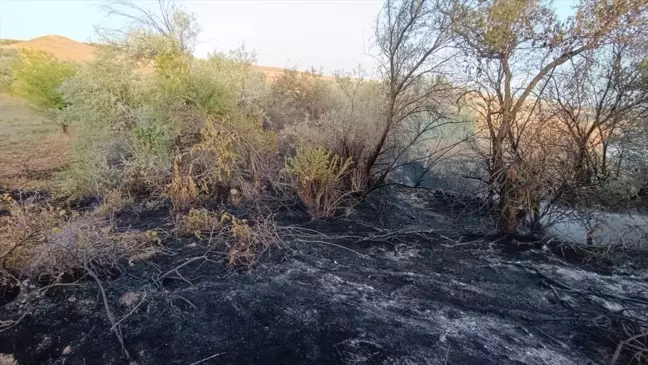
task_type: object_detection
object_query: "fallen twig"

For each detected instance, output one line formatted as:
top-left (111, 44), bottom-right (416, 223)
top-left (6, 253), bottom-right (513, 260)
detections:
top-left (189, 352), bottom-right (225, 365)
top-left (612, 330), bottom-right (648, 365)
top-left (83, 259), bottom-right (130, 359)
top-left (110, 291), bottom-right (147, 331)
top-left (295, 238), bottom-right (367, 258)
top-left (0, 312), bottom-right (28, 333)
top-left (160, 256), bottom-right (207, 280)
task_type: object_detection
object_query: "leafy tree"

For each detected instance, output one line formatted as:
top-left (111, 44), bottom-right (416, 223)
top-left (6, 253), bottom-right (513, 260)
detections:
top-left (10, 49), bottom-right (76, 111)
top-left (96, 0), bottom-right (201, 59)
top-left (444, 0), bottom-right (648, 234)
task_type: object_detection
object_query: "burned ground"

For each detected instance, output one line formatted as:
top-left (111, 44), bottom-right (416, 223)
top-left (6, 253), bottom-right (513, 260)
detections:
top-left (1, 188), bottom-right (647, 365)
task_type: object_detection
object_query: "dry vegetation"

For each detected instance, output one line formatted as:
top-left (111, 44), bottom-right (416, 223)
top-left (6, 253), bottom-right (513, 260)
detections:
top-left (1, 0), bottom-right (647, 363)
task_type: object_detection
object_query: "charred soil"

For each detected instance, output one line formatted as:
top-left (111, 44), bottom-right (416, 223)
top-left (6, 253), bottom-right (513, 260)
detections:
top-left (1, 188), bottom-right (647, 365)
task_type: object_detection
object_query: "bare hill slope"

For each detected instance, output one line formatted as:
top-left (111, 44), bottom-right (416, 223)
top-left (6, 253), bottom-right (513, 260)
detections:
top-left (2, 35), bottom-right (96, 61)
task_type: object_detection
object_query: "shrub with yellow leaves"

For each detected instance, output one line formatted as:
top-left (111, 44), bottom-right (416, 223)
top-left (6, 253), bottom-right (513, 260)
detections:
top-left (219, 213), bottom-right (279, 269)
top-left (285, 146), bottom-right (355, 218)
top-left (189, 120), bottom-right (238, 188)
top-left (167, 159), bottom-right (198, 212)
top-left (176, 208), bottom-right (221, 238)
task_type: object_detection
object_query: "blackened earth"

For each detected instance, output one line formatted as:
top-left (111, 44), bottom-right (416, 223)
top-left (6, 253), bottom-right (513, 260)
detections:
top-left (1, 188), bottom-right (647, 365)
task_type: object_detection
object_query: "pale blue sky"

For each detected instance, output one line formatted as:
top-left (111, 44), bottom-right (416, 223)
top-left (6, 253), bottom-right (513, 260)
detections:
top-left (0, 0), bottom-right (577, 74)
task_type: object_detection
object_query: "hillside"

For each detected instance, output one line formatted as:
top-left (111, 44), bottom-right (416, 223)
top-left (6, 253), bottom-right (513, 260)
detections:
top-left (0, 35), bottom-right (323, 81)
top-left (0, 39), bottom-right (21, 46)
top-left (2, 35), bottom-right (96, 61)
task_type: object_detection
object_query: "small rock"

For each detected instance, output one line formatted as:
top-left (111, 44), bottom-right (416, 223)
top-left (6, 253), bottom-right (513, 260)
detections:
top-left (62, 345), bottom-right (72, 355)
top-left (36, 336), bottom-right (52, 352)
top-left (0, 354), bottom-right (16, 365)
top-left (119, 291), bottom-right (141, 307)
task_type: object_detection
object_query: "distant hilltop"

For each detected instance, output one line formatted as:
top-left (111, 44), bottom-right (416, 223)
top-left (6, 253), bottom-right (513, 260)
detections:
top-left (1, 35), bottom-right (96, 61)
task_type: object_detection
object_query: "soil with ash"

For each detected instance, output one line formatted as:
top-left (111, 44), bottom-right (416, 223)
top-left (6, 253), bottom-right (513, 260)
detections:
top-left (1, 188), bottom-right (647, 365)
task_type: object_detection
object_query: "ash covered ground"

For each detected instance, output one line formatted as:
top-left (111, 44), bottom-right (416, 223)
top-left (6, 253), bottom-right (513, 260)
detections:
top-left (1, 188), bottom-right (647, 365)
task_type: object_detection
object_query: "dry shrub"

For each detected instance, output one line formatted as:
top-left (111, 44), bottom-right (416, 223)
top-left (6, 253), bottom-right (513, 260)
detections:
top-left (93, 189), bottom-right (134, 217)
top-left (174, 209), bottom-right (280, 269)
top-left (166, 118), bottom-right (235, 211)
top-left (0, 194), bottom-right (160, 278)
top-left (176, 208), bottom-right (221, 238)
top-left (276, 73), bottom-right (386, 192)
top-left (285, 146), bottom-right (355, 218)
top-left (42, 219), bottom-right (160, 275)
top-left (167, 106), bottom-right (281, 210)
top-left (268, 68), bottom-right (334, 128)
top-left (167, 159), bottom-right (198, 212)
top-left (186, 118), bottom-right (238, 190)
top-left (0, 194), bottom-right (62, 271)
top-left (219, 213), bottom-right (280, 268)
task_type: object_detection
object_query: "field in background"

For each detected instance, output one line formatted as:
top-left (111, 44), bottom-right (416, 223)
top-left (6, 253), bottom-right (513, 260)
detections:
top-left (0, 93), bottom-right (72, 191)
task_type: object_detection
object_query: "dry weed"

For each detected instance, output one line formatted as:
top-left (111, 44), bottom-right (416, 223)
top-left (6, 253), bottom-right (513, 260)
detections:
top-left (93, 189), bottom-right (133, 217)
top-left (167, 159), bottom-right (198, 212)
top-left (0, 194), bottom-right (160, 278)
top-left (220, 213), bottom-right (281, 268)
top-left (175, 208), bottom-right (280, 269)
top-left (0, 194), bottom-right (62, 271)
top-left (176, 208), bottom-right (221, 238)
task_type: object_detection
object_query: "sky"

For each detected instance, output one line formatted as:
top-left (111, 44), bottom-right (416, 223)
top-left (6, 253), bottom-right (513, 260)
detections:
top-left (0, 0), bottom-right (578, 75)
top-left (0, 0), bottom-right (383, 74)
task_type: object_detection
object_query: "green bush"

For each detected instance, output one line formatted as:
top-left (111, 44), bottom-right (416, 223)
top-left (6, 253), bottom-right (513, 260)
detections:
top-left (10, 49), bottom-right (76, 110)
top-left (285, 146), bottom-right (354, 218)
top-left (0, 48), bottom-right (17, 91)
top-left (56, 43), bottom-right (274, 200)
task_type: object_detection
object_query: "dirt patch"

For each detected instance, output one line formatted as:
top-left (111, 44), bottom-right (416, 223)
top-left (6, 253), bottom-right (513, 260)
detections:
top-left (0, 93), bottom-right (72, 191)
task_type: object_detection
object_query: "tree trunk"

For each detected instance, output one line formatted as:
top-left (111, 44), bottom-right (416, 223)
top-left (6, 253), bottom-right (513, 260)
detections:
top-left (490, 133), bottom-right (519, 234)
top-left (365, 97), bottom-right (396, 187)
top-left (573, 140), bottom-right (589, 186)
